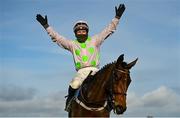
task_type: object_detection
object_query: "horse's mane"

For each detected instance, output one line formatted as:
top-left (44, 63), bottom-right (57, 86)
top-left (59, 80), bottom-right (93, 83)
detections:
top-left (82, 61), bottom-right (116, 85)
top-left (95, 61), bottom-right (116, 76)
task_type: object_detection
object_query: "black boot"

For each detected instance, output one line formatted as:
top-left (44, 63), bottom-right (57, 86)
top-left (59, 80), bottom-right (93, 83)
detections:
top-left (65, 86), bottom-right (77, 112)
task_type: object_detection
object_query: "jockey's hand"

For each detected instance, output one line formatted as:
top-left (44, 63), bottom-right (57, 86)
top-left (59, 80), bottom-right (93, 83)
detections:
top-left (36, 14), bottom-right (49, 29)
top-left (115, 4), bottom-right (125, 19)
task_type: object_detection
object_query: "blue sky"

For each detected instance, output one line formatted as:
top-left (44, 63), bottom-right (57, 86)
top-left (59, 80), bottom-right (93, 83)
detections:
top-left (0, 0), bottom-right (180, 117)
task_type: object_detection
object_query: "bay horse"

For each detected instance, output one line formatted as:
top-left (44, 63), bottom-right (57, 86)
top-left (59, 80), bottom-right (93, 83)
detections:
top-left (68, 54), bottom-right (138, 117)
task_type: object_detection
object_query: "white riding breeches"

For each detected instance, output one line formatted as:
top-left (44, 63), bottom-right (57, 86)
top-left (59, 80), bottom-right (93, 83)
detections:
top-left (69, 67), bottom-right (99, 89)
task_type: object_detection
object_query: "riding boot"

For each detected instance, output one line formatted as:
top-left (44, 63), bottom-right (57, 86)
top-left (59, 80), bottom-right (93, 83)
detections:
top-left (65, 86), bottom-right (77, 112)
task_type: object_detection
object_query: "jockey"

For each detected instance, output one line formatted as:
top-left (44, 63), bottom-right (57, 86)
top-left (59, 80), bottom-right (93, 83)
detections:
top-left (36, 4), bottom-right (125, 112)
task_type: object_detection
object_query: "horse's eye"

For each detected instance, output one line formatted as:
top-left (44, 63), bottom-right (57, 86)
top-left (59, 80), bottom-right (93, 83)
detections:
top-left (114, 74), bottom-right (121, 81)
top-left (114, 73), bottom-right (118, 78)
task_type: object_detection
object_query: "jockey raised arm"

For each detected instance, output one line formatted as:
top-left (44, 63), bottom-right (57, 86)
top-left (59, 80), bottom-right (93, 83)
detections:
top-left (36, 4), bottom-right (125, 112)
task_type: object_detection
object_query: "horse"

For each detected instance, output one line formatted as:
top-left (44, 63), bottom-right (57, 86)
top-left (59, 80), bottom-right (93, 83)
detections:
top-left (68, 54), bottom-right (138, 117)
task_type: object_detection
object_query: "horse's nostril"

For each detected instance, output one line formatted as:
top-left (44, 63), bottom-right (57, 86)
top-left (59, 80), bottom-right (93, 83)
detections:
top-left (116, 106), bottom-right (122, 114)
top-left (115, 106), bottom-right (126, 114)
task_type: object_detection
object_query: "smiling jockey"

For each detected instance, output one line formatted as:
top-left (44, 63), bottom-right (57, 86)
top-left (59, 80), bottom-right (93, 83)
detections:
top-left (36, 4), bottom-right (125, 112)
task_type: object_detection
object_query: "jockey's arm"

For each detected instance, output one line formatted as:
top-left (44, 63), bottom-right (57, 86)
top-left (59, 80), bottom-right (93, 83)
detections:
top-left (36, 14), bottom-right (72, 51)
top-left (93, 17), bottom-right (120, 47)
top-left (93, 4), bottom-right (125, 47)
top-left (46, 26), bottom-right (73, 51)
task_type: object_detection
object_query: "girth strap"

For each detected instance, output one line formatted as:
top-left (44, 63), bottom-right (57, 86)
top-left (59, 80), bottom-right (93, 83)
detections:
top-left (75, 97), bottom-right (107, 111)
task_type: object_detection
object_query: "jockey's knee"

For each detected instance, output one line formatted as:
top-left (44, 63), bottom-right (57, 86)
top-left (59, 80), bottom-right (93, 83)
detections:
top-left (69, 79), bottom-right (81, 89)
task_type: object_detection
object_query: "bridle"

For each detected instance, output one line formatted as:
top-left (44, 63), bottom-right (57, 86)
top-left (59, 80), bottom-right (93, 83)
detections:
top-left (107, 67), bottom-right (130, 112)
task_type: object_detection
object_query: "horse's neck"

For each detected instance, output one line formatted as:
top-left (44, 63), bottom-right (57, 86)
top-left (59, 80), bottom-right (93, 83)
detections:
top-left (84, 64), bottom-right (114, 102)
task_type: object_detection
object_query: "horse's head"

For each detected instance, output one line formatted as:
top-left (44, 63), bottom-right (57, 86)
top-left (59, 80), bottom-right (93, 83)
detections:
top-left (108, 54), bottom-right (138, 114)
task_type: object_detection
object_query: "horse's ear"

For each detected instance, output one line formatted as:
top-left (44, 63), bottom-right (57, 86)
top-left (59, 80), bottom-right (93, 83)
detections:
top-left (117, 54), bottom-right (124, 63)
top-left (126, 58), bottom-right (138, 69)
top-left (116, 54), bottom-right (124, 67)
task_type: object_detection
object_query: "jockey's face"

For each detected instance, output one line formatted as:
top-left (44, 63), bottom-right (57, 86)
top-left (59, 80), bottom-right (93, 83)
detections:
top-left (75, 29), bottom-right (88, 43)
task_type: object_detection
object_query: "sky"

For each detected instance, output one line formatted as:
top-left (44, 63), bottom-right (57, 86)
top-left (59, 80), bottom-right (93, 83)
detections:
top-left (0, 0), bottom-right (180, 117)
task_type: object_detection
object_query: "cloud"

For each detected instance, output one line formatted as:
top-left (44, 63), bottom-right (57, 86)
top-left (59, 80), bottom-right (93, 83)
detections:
top-left (0, 85), bottom-right (36, 101)
top-left (0, 85), bottom-right (180, 117)
top-left (142, 86), bottom-right (178, 107)
top-left (124, 86), bottom-right (180, 117)
top-left (0, 86), bottom-right (67, 117)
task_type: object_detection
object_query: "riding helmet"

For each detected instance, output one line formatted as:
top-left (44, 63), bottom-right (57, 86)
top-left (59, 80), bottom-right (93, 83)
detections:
top-left (73, 20), bottom-right (89, 33)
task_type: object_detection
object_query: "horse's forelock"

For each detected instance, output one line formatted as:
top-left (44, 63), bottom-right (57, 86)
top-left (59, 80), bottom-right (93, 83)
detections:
top-left (121, 62), bottom-right (128, 68)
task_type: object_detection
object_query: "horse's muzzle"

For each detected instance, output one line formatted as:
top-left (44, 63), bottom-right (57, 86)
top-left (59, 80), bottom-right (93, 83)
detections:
top-left (114, 105), bottom-right (127, 114)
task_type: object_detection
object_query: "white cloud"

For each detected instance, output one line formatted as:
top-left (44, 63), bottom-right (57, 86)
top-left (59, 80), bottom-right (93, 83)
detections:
top-left (0, 85), bottom-right (180, 117)
top-left (124, 86), bottom-right (180, 117)
top-left (142, 86), bottom-right (178, 107)
top-left (0, 86), bottom-right (67, 117)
